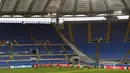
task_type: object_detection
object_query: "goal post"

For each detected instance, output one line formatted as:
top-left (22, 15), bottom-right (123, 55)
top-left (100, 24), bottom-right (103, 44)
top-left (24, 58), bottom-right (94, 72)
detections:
top-left (99, 61), bottom-right (117, 70)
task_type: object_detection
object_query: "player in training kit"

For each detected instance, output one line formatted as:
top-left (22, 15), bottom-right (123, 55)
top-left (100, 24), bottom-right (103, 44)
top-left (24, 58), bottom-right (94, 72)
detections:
top-left (34, 64), bottom-right (38, 70)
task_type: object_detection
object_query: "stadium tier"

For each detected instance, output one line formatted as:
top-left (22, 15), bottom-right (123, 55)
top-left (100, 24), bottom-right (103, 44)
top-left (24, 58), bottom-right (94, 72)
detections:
top-left (13, 46), bottom-right (32, 54)
top-left (0, 23), bottom-right (33, 44)
top-left (40, 55), bottom-right (65, 59)
top-left (0, 54), bottom-right (76, 60)
top-left (8, 59), bottom-right (68, 66)
top-left (0, 46), bottom-right (10, 55)
top-left (99, 22), bottom-right (129, 60)
top-left (13, 55), bottom-right (38, 60)
top-left (36, 60), bottom-right (68, 64)
top-left (0, 23), bottom-right (74, 66)
top-left (0, 22), bottom-right (130, 67)
top-left (0, 56), bottom-right (10, 60)
top-left (0, 61), bottom-right (8, 67)
top-left (9, 61), bottom-right (37, 66)
top-left (0, 45), bottom-right (73, 55)
top-left (62, 22), bottom-right (130, 60)
top-left (0, 24), bottom-right (64, 44)
top-left (27, 24), bottom-right (63, 44)
top-left (46, 45), bottom-right (73, 54)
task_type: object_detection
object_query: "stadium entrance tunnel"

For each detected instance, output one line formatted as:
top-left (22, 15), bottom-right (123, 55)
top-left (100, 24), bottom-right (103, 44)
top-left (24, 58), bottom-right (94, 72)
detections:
top-left (70, 56), bottom-right (81, 64)
top-left (126, 38), bottom-right (130, 42)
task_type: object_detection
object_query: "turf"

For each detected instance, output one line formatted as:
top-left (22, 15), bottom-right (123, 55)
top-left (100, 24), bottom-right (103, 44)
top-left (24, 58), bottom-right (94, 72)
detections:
top-left (0, 67), bottom-right (130, 73)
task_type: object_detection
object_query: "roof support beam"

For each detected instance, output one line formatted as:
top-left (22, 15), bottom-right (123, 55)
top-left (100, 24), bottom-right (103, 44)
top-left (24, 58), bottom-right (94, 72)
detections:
top-left (88, 0), bottom-right (93, 16)
top-left (73, 0), bottom-right (78, 16)
top-left (58, 0), bottom-right (66, 13)
top-left (42, 0), bottom-right (51, 17)
top-left (53, 0), bottom-right (67, 27)
top-left (0, 0), bottom-right (7, 15)
top-left (121, 49), bottom-right (130, 63)
top-left (55, 0), bottom-right (66, 26)
top-left (121, 0), bottom-right (130, 11)
top-left (11, 0), bottom-right (21, 17)
top-left (27, 0), bottom-right (36, 17)
top-left (104, 0), bottom-right (113, 21)
top-left (121, 0), bottom-right (130, 21)
top-left (103, 0), bottom-right (110, 12)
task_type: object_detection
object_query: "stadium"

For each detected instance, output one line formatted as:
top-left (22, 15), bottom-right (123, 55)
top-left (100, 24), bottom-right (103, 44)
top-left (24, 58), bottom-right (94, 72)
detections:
top-left (0, 0), bottom-right (130, 73)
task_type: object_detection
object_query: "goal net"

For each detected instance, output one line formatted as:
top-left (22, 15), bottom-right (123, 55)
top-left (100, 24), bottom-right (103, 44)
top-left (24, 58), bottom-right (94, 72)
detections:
top-left (99, 61), bottom-right (117, 70)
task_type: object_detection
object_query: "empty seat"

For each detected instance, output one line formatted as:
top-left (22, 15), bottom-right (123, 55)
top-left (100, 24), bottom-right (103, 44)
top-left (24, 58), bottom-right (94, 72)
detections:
top-left (13, 56), bottom-right (37, 60)
top-left (37, 60), bottom-right (68, 64)
top-left (9, 61), bottom-right (36, 66)
top-left (0, 56), bottom-right (10, 60)
top-left (40, 55), bottom-right (65, 59)
top-left (0, 46), bottom-right (10, 55)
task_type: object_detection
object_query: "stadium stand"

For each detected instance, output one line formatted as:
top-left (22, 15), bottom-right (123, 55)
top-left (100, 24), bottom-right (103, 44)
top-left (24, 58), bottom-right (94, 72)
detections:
top-left (1, 22), bottom-right (130, 67)
top-left (0, 46), bottom-right (10, 55)
top-left (27, 24), bottom-right (64, 44)
top-left (0, 23), bottom-right (33, 44)
top-left (36, 60), bottom-right (68, 64)
top-left (13, 46), bottom-right (32, 55)
top-left (9, 61), bottom-right (37, 66)
top-left (0, 56), bottom-right (10, 60)
top-left (99, 22), bottom-right (129, 60)
top-left (1, 0), bottom-right (130, 72)
top-left (13, 55), bottom-right (38, 60)
top-left (0, 23), bottom-right (76, 67)
top-left (62, 22), bottom-right (130, 60)
top-left (40, 55), bottom-right (65, 59)
top-left (0, 61), bottom-right (8, 67)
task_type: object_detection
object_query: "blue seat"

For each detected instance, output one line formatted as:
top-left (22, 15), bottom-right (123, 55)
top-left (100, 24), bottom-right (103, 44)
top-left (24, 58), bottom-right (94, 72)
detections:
top-left (37, 60), bottom-right (68, 64)
top-left (13, 56), bottom-right (37, 60)
top-left (0, 56), bottom-right (10, 60)
top-left (13, 46), bottom-right (32, 54)
top-left (40, 55), bottom-right (65, 59)
top-left (9, 61), bottom-right (36, 66)
top-left (0, 46), bottom-right (10, 55)
top-left (0, 62), bottom-right (8, 67)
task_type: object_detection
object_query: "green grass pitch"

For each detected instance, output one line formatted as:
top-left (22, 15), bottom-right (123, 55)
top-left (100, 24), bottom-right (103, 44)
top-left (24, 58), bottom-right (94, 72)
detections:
top-left (0, 67), bottom-right (130, 73)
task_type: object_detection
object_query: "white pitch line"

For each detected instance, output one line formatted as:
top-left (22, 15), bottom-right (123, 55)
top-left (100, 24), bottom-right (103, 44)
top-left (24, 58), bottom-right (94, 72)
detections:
top-left (47, 69), bottom-right (106, 73)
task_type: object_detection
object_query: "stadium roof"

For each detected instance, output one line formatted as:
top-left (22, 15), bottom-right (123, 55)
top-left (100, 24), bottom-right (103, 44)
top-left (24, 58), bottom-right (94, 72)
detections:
top-left (0, 0), bottom-right (130, 23)
top-left (0, 0), bottom-right (129, 17)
